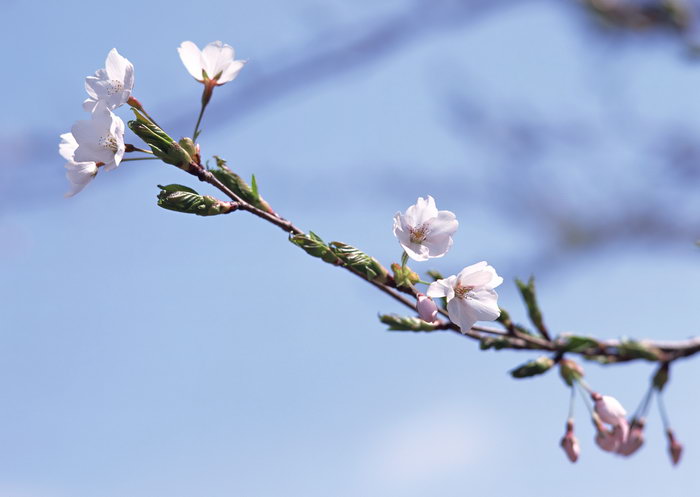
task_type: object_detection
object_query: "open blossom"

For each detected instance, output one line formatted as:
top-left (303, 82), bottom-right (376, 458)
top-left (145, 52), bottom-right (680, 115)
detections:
top-left (416, 293), bottom-right (439, 324)
top-left (71, 104), bottom-right (125, 171)
top-left (59, 133), bottom-right (98, 197)
top-left (83, 48), bottom-right (134, 112)
top-left (178, 41), bottom-right (246, 85)
top-left (393, 196), bottom-right (458, 261)
top-left (426, 261), bottom-right (502, 332)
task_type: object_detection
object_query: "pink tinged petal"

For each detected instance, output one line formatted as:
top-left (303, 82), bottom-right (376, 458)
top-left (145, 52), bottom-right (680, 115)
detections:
top-left (595, 428), bottom-right (619, 452)
top-left (427, 211), bottom-right (458, 237)
top-left (457, 261), bottom-right (489, 282)
top-left (465, 289), bottom-right (501, 322)
top-left (82, 98), bottom-right (98, 112)
top-left (64, 161), bottom-right (98, 197)
top-left (400, 241), bottom-right (429, 261)
top-left (617, 421), bottom-right (644, 456)
top-left (408, 195), bottom-right (439, 226)
top-left (426, 277), bottom-right (456, 300)
top-left (593, 395), bottom-right (627, 426)
top-left (422, 231), bottom-right (453, 257)
top-left (447, 298), bottom-right (478, 333)
top-left (178, 41), bottom-right (205, 81)
top-left (416, 294), bottom-right (439, 323)
top-left (216, 59), bottom-right (245, 84)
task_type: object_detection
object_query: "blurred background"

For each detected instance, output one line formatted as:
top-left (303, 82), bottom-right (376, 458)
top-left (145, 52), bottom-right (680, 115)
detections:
top-left (2, 0), bottom-right (700, 495)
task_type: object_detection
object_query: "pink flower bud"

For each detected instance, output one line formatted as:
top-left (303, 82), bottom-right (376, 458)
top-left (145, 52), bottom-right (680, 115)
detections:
top-left (592, 393), bottom-right (628, 427)
top-left (560, 419), bottom-right (579, 463)
top-left (667, 429), bottom-right (683, 466)
top-left (593, 420), bottom-right (621, 453)
top-left (416, 293), bottom-right (439, 324)
top-left (617, 418), bottom-right (645, 457)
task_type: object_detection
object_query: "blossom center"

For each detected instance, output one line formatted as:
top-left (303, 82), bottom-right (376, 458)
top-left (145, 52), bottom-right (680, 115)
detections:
top-left (98, 134), bottom-right (118, 152)
top-left (107, 80), bottom-right (124, 95)
top-left (409, 223), bottom-right (430, 244)
top-left (454, 284), bottom-right (475, 299)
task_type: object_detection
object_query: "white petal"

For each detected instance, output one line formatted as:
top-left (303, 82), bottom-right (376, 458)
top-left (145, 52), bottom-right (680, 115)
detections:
top-left (426, 277), bottom-right (456, 300)
top-left (465, 289), bottom-right (501, 322)
top-left (447, 298), bottom-right (477, 333)
top-left (429, 210), bottom-right (458, 237)
top-left (178, 41), bottom-right (205, 81)
top-left (65, 161), bottom-right (98, 197)
top-left (216, 59), bottom-right (245, 84)
top-left (400, 241), bottom-right (429, 261)
top-left (201, 41), bottom-right (234, 78)
top-left (82, 98), bottom-right (98, 112)
top-left (422, 233), bottom-right (452, 259)
top-left (58, 133), bottom-right (77, 161)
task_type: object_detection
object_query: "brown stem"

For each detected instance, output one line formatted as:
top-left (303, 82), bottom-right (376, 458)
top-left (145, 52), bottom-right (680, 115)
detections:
top-left (181, 159), bottom-right (700, 364)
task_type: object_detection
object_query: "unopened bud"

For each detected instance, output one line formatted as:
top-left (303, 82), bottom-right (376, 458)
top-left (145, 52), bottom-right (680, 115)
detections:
top-left (617, 418), bottom-right (645, 456)
top-left (667, 429), bottom-right (683, 466)
top-left (178, 137), bottom-right (200, 163)
top-left (510, 356), bottom-right (554, 379)
top-left (559, 359), bottom-right (584, 386)
top-left (594, 422), bottom-right (620, 453)
top-left (416, 293), bottom-right (438, 324)
top-left (128, 110), bottom-right (192, 168)
top-left (560, 419), bottom-right (579, 463)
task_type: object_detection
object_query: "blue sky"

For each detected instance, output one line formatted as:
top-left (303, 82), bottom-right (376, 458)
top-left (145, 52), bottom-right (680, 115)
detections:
top-left (2, 1), bottom-right (700, 496)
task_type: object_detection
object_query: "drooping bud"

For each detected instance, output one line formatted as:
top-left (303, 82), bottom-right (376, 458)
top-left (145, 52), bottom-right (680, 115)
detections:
top-left (559, 359), bottom-right (584, 386)
top-left (128, 110), bottom-right (192, 168)
top-left (156, 184), bottom-right (235, 216)
top-left (594, 420), bottom-right (620, 453)
top-left (592, 393), bottom-right (629, 444)
top-left (617, 418), bottom-right (645, 456)
top-left (560, 419), bottom-right (579, 463)
top-left (416, 293), bottom-right (438, 324)
top-left (667, 429), bottom-right (683, 466)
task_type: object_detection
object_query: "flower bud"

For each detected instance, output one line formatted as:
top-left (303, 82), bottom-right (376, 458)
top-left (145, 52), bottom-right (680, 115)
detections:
top-left (617, 418), bottom-right (645, 456)
top-left (667, 429), bottom-right (683, 466)
top-left (592, 393), bottom-right (627, 426)
top-left (178, 137), bottom-right (200, 163)
top-left (559, 359), bottom-right (584, 386)
top-left (128, 110), bottom-right (193, 168)
top-left (594, 421), bottom-right (620, 453)
top-left (416, 293), bottom-right (438, 323)
top-left (560, 419), bottom-right (579, 463)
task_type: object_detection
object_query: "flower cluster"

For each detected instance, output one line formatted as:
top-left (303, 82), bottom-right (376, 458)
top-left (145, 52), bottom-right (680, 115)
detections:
top-left (59, 42), bottom-right (245, 196)
top-left (59, 49), bottom-right (132, 196)
top-left (393, 196), bottom-right (502, 333)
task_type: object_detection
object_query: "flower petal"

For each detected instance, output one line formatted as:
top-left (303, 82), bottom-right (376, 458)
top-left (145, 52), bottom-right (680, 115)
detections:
top-left (216, 59), bottom-right (245, 84)
top-left (447, 298), bottom-right (478, 333)
top-left (178, 41), bottom-right (205, 81)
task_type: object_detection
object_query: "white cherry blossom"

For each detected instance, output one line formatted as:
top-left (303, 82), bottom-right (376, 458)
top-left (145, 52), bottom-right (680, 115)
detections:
top-left (59, 133), bottom-right (98, 197)
top-left (393, 196), bottom-right (458, 262)
top-left (178, 41), bottom-right (245, 85)
top-left (592, 393), bottom-right (629, 445)
top-left (83, 48), bottom-right (134, 112)
top-left (427, 261), bottom-right (502, 333)
top-left (71, 104), bottom-right (125, 171)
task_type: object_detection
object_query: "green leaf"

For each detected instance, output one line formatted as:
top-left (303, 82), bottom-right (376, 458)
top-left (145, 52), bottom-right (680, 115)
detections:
top-left (515, 276), bottom-right (548, 337)
top-left (329, 241), bottom-right (379, 280)
top-left (156, 185), bottom-right (231, 216)
top-left (561, 335), bottom-right (600, 353)
top-left (251, 174), bottom-right (260, 201)
top-left (379, 314), bottom-right (437, 332)
top-left (510, 356), bottom-right (554, 379)
top-left (426, 270), bottom-right (444, 281)
top-left (617, 339), bottom-right (662, 361)
top-left (210, 156), bottom-right (274, 213)
top-left (289, 231), bottom-right (340, 264)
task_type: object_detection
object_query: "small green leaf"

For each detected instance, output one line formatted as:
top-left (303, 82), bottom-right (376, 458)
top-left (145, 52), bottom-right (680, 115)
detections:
top-left (561, 335), bottom-right (600, 353)
top-left (289, 231), bottom-right (340, 264)
top-left (426, 270), bottom-right (444, 281)
top-left (515, 276), bottom-right (548, 338)
top-left (251, 174), bottom-right (260, 201)
top-left (379, 314), bottom-right (437, 332)
top-left (510, 356), bottom-right (554, 379)
top-left (617, 339), bottom-right (662, 361)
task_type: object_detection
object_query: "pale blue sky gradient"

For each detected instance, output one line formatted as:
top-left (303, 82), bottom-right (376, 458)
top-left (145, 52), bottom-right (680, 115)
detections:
top-left (1, 1), bottom-right (700, 496)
